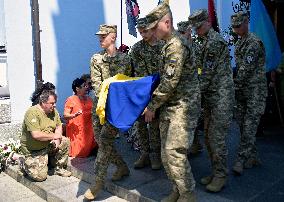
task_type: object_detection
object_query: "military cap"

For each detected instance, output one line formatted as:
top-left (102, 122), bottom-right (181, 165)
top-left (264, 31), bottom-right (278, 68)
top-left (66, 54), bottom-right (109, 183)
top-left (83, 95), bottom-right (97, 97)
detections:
top-left (231, 12), bottom-right (248, 28)
top-left (136, 17), bottom-right (148, 29)
top-left (96, 24), bottom-right (117, 35)
top-left (145, 3), bottom-right (171, 30)
top-left (177, 21), bottom-right (190, 33)
top-left (188, 9), bottom-right (208, 28)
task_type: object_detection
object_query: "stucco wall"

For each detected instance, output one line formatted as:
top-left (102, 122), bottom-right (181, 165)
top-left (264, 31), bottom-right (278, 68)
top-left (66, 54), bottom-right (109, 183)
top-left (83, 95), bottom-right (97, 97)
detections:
top-left (3, 0), bottom-right (191, 122)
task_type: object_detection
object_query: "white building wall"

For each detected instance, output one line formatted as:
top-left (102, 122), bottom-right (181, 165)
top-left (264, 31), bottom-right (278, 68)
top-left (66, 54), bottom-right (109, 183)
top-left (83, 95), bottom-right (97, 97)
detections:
top-left (5, 0), bottom-right (35, 122)
top-left (3, 0), bottom-right (191, 122)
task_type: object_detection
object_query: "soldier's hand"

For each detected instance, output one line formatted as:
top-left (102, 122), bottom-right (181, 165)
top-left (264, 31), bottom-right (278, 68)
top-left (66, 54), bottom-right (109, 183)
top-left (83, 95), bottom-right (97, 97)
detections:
top-left (143, 107), bottom-right (155, 123)
top-left (54, 127), bottom-right (62, 140)
top-left (51, 139), bottom-right (60, 149)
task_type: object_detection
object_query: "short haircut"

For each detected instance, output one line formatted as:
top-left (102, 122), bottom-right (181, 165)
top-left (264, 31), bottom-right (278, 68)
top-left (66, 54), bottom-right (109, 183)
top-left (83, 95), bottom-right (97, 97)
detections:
top-left (39, 90), bottom-right (57, 104)
top-left (72, 78), bottom-right (85, 94)
top-left (31, 82), bottom-right (56, 105)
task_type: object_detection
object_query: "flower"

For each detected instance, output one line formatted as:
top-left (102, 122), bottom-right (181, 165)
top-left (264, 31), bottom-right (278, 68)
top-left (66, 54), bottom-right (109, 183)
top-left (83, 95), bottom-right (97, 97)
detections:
top-left (0, 138), bottom-right (22, 172)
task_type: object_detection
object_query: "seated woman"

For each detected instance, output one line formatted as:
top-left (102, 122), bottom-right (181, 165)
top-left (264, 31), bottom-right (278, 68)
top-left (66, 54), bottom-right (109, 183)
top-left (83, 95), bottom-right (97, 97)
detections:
top-left (64, 78), bottom-right (97, 157)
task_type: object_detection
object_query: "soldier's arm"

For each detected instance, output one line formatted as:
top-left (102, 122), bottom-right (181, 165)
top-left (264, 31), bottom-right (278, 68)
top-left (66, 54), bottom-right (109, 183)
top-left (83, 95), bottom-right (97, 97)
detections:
top-left (90, 55), bottom-right (103, 98)
top-left (129, 45), bottom-right (144, 77)
top-left (25, 110), bottom-right (62, 141)
top-left (147, 41), bottom-right (185, 112)
top-left (123, 54), bottom-right (133, 77)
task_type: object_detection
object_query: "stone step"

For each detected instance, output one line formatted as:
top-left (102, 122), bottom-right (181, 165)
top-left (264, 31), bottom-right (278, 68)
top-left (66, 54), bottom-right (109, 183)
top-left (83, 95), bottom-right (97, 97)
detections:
top-left (67, 157), bottom-right (158, 202)
top-left (0, 172), bottom-right (46, 202)
top-left (5, 165), bottom-right (127, 202)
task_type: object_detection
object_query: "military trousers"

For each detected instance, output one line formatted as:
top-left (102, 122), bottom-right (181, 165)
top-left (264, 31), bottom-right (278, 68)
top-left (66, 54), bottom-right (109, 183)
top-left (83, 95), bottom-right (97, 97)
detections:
top-left (235, 93), bottom-right (266, 163)
top-left (94, 122), bottom-right (127, 183)
top-left (159, 92), bottom-right (200, 194)
top-left (21, 137), bottom-right (70, 182)
top-left (203, 88), bottom-right (233, 178)
top-left (136, 116), bottom-right (161, 159)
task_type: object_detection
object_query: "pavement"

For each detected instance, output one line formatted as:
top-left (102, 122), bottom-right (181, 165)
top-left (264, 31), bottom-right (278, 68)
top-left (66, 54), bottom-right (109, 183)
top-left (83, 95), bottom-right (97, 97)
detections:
top-left (3, 120), bottom-right (284, 202)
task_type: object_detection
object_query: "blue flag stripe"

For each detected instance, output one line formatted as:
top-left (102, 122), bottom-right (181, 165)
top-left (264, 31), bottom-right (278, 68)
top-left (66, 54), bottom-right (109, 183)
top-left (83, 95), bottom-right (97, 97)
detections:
top-left (250, 0), bottom-right (282, 72)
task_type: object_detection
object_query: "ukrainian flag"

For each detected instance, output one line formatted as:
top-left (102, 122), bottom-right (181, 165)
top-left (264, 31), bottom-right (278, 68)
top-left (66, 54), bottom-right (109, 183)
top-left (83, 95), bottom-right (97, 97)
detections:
top-left (97, 74), bottom-right (160, 132)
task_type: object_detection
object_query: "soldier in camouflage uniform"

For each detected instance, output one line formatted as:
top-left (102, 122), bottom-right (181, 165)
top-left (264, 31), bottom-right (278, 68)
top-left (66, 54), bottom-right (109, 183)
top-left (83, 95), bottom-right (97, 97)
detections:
top-left (20, 90), bottom-right (71, 182)
top-left (129, 17), bottom-right (164, 170)
top-left (188, 9), bottom-right (234, 192)
top-left (177, 20), bottom-right (204, 155)
top-left (231, 12), bottom-right (267, 175)
top-left (84, 24), bottom-right (132, 201)
top-left (144, 3), bottom-right (201, 202)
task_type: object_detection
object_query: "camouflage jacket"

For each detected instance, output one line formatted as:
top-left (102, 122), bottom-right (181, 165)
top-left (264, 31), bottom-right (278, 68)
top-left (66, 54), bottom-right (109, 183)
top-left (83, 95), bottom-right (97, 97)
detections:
top-left (147, 31), bottom-right (199, 112)
top-left (234, 32), bottom-right (267, 94)
top-left (129, 40), bottom-right (164, 77)
top-left (198, 28), bottom-right (233, 92)
top-left (90, 50), bottom-right (132, 98)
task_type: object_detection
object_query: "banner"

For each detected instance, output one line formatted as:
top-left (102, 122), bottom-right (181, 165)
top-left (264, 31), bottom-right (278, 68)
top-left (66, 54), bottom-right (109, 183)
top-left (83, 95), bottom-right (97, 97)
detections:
top-left (250, 0), bottom-right (282, 72)
top-left (126, 0), bottom-right (140, 37)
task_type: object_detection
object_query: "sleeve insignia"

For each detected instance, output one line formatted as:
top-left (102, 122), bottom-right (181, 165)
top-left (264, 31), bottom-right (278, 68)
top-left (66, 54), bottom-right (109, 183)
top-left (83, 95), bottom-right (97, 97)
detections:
top-left (246, 56), bottom-right (253, 64)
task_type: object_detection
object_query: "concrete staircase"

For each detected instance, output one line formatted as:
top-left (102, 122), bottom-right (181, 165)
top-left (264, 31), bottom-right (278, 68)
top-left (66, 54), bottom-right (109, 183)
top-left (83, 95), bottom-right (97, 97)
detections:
top-left (4, 124), bottom-right (284, 202)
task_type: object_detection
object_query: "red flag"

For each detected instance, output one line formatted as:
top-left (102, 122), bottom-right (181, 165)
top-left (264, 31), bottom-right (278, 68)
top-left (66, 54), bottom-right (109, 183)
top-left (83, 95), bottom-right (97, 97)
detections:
top-left (208, 0), bottom-right (219, 32)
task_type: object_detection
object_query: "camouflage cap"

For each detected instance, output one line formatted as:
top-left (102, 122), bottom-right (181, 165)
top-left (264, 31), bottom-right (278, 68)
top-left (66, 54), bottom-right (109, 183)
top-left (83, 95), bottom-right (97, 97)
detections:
top-left (188, 9), bottom-right (208, 28)
top-left (231, 12), bottom-right (248, 28)
top-left (136, 17), bottom-right (148, 29)
top-left (96, 24), bottom-right (117, 35)
top-left (177, 21), bottom-right (190, 33)
top-left (145, 3), bottom-right (171, 30)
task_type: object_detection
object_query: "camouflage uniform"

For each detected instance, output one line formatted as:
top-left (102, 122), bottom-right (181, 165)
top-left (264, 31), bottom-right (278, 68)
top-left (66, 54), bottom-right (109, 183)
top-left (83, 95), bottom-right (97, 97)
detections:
top-left (231, 13), bottom-right (267, 166)
top-left (146, 4), bottom-right (201, 195)
top-left (90, 24), bottom-right (132, 183)
top-left (177, 20), bottom-right (204, 155)
top-left (188, 9), bottom-right (234, 179)
top-left (20, 105), bottom-right (70, 182)
top-left (21, 138), bottom-right (70, 181)
top-left (129, 19), bottom-right (164, 164)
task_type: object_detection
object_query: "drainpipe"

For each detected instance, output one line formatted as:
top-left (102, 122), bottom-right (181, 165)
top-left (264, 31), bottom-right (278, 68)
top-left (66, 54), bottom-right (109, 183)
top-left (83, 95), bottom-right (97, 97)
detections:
top-left (31, 0), bottom-right (43, 88)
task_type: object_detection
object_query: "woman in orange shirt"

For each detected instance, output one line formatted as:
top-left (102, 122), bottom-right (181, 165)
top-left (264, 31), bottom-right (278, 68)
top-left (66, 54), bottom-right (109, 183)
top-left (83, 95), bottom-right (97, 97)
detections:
top-left (64, 78), bottom-right (97, 157)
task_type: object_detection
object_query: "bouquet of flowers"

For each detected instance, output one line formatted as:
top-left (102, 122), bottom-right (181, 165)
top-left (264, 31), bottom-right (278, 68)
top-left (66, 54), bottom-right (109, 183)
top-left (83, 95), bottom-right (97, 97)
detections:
top-left (0, 138), bottom-right (22, 172)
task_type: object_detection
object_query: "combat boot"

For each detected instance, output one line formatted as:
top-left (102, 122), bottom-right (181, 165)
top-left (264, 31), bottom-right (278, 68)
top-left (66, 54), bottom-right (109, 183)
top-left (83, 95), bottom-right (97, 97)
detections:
top-left (200, 175), bottom-right (213, 185)
top-left (244, 158), bottom-right (261, 169)
top-left (134, 153), bottom-right (150, 169)
top-left (54, 168), bottom-right (72, 177)
top-left (206, 176), bottom-right (227, 192)
top-left (84, 181), bottom-right (104, 201)
top-left (161, 190), bottom-right (180, 202)
top-left (232, 161), bottom-right (243, 175)
top-left (150, 156), bottom-right (162, 170)
top-left (177, 191), bottom-right (197, 202)
top-left (111, 164), bottom-right (130, 181)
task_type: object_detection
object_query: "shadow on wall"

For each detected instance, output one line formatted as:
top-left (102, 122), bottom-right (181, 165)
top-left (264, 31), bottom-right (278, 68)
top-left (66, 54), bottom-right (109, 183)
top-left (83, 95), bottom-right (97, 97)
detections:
top-left (53, 0), bottom-right (105, 113)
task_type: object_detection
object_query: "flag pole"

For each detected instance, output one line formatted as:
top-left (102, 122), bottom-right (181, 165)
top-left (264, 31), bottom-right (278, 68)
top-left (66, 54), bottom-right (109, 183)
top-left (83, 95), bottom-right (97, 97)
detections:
top-left (121, 0), bottom-right (123, 48)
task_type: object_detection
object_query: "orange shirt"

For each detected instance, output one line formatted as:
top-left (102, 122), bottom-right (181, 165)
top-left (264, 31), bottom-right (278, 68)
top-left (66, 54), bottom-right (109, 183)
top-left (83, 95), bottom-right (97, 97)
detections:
top-left (64, 95), bottom-right (97, 157)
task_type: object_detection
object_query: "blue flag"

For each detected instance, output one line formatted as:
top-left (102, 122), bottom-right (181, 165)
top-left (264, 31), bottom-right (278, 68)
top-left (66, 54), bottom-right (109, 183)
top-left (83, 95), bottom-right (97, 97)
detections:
top-left (106, 74), bottom-right (160, 132)
top-left (250, 0), bottom-right (282, 72)
top-left (125, 0), bottom-right (140, 37)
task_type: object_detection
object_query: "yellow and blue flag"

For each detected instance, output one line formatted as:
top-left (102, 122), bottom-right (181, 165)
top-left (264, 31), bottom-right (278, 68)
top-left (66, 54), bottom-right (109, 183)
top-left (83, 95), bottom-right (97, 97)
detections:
top-left (106, 74), bottom-right (159, 132)
top-left (250, 0), bottom-right (282, 72)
